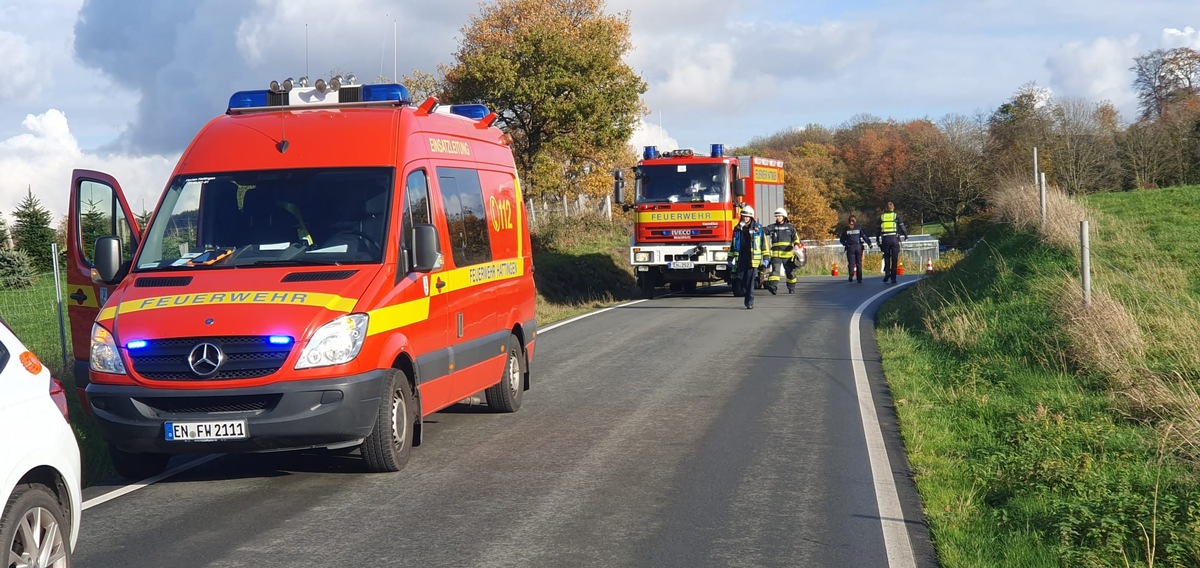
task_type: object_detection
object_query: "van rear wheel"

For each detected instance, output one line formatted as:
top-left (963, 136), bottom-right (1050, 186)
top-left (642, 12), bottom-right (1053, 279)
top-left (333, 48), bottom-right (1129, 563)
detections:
top-left (361, 369), bottom-right (415, 473)
top-left (485, 335), bottom-right (525, 413)
top-left (109, 445), bottom-right (170, 480)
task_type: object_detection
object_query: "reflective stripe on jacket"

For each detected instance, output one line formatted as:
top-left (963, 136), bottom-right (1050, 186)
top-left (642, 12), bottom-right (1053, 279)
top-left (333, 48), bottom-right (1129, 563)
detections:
top-left (766, 222), bottom-right (799, 258)
top-left (880, 212), bottom-right (898, 234)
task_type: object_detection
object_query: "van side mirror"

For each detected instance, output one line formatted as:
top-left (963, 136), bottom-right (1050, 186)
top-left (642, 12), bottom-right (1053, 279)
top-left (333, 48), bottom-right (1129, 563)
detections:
top-left (93, 236), bottom-right (124, 284)
top-left (733, 179), bottom-right (746, 197)
top-left (411, 224), bottom-right (442, 273)
top-left (612, 170), bottom-right (625, 204)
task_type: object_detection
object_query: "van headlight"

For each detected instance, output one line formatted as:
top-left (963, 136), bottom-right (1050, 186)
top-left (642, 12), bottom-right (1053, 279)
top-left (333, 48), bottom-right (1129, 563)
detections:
top-left (634, 251), bottom-right (652, 263)
top-left (296, 314), bottom-right (369, 369)
top-left (90, 323), bottom-right (126, 374)
top-left (713, 251), bottom-right (729, 262)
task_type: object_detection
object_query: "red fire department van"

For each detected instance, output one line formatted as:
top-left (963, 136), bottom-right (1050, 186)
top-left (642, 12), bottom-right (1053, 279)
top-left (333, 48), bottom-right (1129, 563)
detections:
top-left (64, 78), bottom-right (536, 478)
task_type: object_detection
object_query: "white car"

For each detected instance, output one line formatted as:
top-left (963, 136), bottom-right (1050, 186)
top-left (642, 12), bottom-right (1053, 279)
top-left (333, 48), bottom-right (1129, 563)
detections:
top-left (0, 317), bottom-right (81, 567)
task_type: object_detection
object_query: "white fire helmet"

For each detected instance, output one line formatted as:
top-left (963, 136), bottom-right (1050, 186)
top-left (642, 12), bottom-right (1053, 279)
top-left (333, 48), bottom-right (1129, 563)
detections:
top-left (774, 207), bottom-right (788, 217)
top-left (741, 205), bottom-right (755, 217)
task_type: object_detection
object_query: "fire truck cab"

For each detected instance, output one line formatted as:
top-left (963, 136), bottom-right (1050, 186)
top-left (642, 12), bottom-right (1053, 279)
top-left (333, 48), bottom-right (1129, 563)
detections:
top-left (615, 144), bottom-right (784, 298)
top-left (64, 78), bottom-right (536, 478)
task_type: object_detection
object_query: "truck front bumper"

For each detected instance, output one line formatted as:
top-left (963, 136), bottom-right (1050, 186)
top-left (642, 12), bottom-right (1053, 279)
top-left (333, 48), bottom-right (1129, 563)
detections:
top-left (86, 370), bottom-right (388, 454)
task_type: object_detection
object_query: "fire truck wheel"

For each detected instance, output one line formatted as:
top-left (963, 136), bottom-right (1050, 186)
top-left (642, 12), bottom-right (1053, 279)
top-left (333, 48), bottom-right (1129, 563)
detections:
top-left (108, 445), bottom-right (170, 480)
top-left (361, 369), bottom-right (415, 473)
top-left (485, 335), bottom-right (526, 413)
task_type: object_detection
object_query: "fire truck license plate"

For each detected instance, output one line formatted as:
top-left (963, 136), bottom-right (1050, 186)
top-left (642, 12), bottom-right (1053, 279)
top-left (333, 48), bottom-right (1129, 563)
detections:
top-left (668, 261), bottom-right (694, 269)
top-left (165, 420), bottom-right (248, 441)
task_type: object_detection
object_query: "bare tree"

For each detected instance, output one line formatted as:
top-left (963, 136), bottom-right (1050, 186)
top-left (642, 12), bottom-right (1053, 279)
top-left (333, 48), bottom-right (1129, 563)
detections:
top-left (1131, 47), bottom-right (1200, 120)
top-left (1046, 98), bottom-right (1121, 194)
top-left (1119, 120), bottom-right (1173, 188)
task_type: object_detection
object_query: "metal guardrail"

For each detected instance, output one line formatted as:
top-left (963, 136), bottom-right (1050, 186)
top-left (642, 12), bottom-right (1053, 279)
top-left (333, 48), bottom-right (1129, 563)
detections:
top-left (801, 234), bottom-right (940, 268)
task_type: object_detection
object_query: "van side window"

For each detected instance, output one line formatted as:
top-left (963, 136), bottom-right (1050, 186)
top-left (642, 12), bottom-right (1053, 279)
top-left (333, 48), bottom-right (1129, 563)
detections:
top-left (401, 170), bottom-right (431, 272)
top-left (437, 168), bottom-right (492, 266)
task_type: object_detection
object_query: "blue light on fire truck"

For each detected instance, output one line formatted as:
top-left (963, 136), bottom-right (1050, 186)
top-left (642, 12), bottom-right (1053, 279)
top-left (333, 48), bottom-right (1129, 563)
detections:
top-left (360, 83), bottom-right (412, 104)
top-left (126, 340), bottom-right (147, 350)
top-left (228, 90), bottom-right (271, 110)
top-left (643, 146), bottom-right (658, 159)
top-left (268, 336), bottom-right (293, 345)
top-left (711, 144), bottom-right (724, 157)
top-left (448, 104), bottom-right (489, 119)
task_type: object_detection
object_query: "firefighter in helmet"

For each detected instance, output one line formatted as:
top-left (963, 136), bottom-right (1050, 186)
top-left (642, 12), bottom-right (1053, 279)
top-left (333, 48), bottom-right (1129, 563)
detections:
top-left (729, 205), bottom-right (766, 309)
top-left (764, 207), bottom-right (801, 294)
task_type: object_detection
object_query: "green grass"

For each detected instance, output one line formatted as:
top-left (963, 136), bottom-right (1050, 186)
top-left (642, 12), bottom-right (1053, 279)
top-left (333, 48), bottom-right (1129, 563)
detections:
top-left (877, 196), bottom-right (1200, 566)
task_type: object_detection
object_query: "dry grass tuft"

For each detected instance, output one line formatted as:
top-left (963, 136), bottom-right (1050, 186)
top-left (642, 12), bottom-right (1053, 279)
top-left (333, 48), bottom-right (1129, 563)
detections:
top-left (1049, 275), bottom-right (1145, 384)
top-left (914, 282), bottom-right (992, 352)
top-left (990, 178), bottom-right (1092, 250)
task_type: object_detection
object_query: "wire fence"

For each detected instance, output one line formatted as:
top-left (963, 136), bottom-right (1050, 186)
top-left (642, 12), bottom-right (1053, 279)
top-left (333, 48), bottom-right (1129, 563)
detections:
top-left (0, 268), bottom-right (71, 379)
top-left (525, 194), bottom-right (614, 228)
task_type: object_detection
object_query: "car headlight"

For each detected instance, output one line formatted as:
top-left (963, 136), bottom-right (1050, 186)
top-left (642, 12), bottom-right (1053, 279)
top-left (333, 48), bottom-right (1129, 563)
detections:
top-left (295, 314), bottom-right (369, 369)
top-left (90, 323), bottom-right (126, 374)
top-left (634, 251), bottom-right (652, 263)
top-left (713, 251), bottom-right (729, 262)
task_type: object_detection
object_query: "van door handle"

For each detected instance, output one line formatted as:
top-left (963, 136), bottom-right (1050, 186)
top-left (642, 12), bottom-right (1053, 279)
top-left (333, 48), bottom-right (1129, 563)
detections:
top-left (69, 290), bottom-right (88, 304)
top-left (435, 278), bottom-right (446, 290)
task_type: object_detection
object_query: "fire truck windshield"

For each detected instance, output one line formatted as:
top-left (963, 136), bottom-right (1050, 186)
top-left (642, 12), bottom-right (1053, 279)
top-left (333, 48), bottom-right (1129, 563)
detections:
top-left (636, 164), bottom-right (729, 204)
top-left (134, 167), bottom-right (393, 271)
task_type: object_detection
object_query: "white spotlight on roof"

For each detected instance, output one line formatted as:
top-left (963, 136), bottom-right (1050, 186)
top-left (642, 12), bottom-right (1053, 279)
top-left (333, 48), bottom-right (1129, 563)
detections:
top-left (314, 78), bottom-right (327, 93)
top-left (297, 76), bottom-right (309, 88)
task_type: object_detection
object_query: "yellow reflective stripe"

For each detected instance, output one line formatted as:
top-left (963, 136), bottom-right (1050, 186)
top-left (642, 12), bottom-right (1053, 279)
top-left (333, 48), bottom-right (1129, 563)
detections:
top-left (366, 297), bottom-right (430, 336)
top-left (438, 258), bottom-right (524, 293)
top-left (101, 291), bottom-right (358, 316)
top-left (514, 176), bottom-right (524, 260)
top-left (636, 210), bottom-right (734, 223)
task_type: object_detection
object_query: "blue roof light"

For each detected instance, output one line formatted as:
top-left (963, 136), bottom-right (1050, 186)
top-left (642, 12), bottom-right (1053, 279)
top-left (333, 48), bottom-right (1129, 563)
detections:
top-left (448, 104), bottom-right (489, 120)
top-left (228, 90), bottom-right (271, 109)
top-left (710, 143), bottom-right (724, 158)
top-left (643, 146), bottom-right (658, 160)
top-left (268, 336), bottom-right (293, 345)
top-left (360, 83), bottom-right (412, 104)
top-left (127, 340), bottom-right (148, 349)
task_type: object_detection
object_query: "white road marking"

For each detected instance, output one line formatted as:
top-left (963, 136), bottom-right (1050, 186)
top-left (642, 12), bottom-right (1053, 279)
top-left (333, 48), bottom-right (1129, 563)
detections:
top-left (538, 299), bottom-right (648, 335)
top-left (851, 280), bottom-right (919, 568)
top-left (82, 454), bottom-right (223, 510)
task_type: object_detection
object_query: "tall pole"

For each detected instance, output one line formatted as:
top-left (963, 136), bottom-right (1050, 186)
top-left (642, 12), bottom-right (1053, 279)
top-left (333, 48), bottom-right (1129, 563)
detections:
top-left (1080, 220), bottom-right (1091, 307)
top-left (52, 243), bottom-right (68, 373)
top-left (1039, 172), bottom-right (1047, 228)
top-left (1033, 146), bottom-right (1039, 187)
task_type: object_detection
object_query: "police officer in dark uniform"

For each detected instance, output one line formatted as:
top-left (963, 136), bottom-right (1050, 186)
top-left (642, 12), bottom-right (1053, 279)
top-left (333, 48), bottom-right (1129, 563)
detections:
top-left (839, 214), bottom-right (871, 283)
top-left (764, 207), bottom-right (800, 294)
top-left (875, 201), bottom-right (908, 284)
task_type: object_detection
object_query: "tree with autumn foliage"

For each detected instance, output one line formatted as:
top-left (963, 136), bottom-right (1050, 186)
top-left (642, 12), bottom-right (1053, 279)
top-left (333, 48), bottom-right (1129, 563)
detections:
top-left (837, 118), bottom-right (911, 208)
top-left (441, 0), bottom-right (646, 200)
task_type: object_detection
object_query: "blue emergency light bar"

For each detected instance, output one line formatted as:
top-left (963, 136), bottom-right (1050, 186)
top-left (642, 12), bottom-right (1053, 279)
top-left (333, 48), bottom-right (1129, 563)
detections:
top-left (643, 146), bottom-right (658, 159)
top-left (227, 83), bottom-right (412, 110)
top-left (268, 336), bottom-right (292, 345)
top-left (448, 104), bottom-right (490, 120)
top-left (127, 340), bottom-right (147, 350)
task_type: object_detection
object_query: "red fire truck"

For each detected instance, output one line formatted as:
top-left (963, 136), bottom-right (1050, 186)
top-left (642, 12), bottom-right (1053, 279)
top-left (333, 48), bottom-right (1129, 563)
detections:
top-left (614, 144), bottom-right (785, 298)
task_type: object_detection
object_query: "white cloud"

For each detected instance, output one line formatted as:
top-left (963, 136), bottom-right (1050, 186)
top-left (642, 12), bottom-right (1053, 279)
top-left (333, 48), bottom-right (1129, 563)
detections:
top-left (0, 109), bottom-right (175, 226)
top-left (1163, 26), bottom-right (1200, 49)
top-left (629, 118), bottom-right (680, 153)
top-left (1046, 34), bottom-right (1142, 115)
top-left (0, 31), bottom-right (41, 101)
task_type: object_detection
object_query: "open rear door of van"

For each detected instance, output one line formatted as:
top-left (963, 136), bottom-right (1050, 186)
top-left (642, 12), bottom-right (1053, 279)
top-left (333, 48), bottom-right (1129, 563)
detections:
top-left (65, 169), bottom-right (142, 409)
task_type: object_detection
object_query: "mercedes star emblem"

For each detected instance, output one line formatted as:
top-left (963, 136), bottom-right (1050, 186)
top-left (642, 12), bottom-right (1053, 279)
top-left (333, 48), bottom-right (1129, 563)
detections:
top-left (187, 342), bottom-right (225, 377)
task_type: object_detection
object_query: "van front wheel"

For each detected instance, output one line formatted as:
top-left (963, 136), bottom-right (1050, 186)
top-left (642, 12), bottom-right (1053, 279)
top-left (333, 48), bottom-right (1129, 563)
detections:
top-left (361, 369), bottom-right (415, 473)
top-left (485, 335), bottom-right (525, 413)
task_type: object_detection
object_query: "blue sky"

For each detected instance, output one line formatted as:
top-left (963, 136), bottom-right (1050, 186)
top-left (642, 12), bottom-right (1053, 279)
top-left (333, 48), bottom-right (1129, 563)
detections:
top-left (1, 0), bottom-right (1197, 223)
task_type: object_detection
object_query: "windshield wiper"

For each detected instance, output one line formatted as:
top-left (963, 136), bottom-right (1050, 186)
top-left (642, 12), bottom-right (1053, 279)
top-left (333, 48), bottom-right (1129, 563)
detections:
top-left (241, 259), bottom-right (345, 267)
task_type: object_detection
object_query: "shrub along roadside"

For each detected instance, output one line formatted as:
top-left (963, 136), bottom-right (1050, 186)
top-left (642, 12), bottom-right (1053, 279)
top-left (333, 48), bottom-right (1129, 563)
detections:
top-left (877, 186), bottom-right (1200, 566)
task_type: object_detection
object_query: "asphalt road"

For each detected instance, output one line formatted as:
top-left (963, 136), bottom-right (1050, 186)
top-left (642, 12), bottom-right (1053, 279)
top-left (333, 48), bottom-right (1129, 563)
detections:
top-left (76, 275), bottom-right (937, 568)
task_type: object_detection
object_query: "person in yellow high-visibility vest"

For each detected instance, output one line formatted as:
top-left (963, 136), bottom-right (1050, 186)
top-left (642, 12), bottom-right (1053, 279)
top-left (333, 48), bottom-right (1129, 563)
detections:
top-left (729, 205), bottom-right (766, 309)
top-left (874, 202), bottom-right (908, 284)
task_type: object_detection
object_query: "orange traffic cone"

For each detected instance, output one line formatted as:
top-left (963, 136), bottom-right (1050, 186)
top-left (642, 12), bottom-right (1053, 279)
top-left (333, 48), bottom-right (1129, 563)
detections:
top-left (925, 257), bottom-right (934, 275)
top-left (897, 261), bottom-right (905, 276)
top-left (831, 263), bottom-right (839, 276)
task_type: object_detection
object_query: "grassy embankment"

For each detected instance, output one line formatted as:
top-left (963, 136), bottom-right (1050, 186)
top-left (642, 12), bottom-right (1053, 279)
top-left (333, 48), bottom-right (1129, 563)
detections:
top-left (877, 184), bottom-right (1200, 566)
top-left (0, 211), bottom-right (638, 486)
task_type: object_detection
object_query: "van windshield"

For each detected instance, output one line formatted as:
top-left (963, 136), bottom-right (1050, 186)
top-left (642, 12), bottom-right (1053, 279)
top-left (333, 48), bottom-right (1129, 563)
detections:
top-left (135, 167), bottom-right (393, 271)
top-left (636, 164), bottom-right (729, 204)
